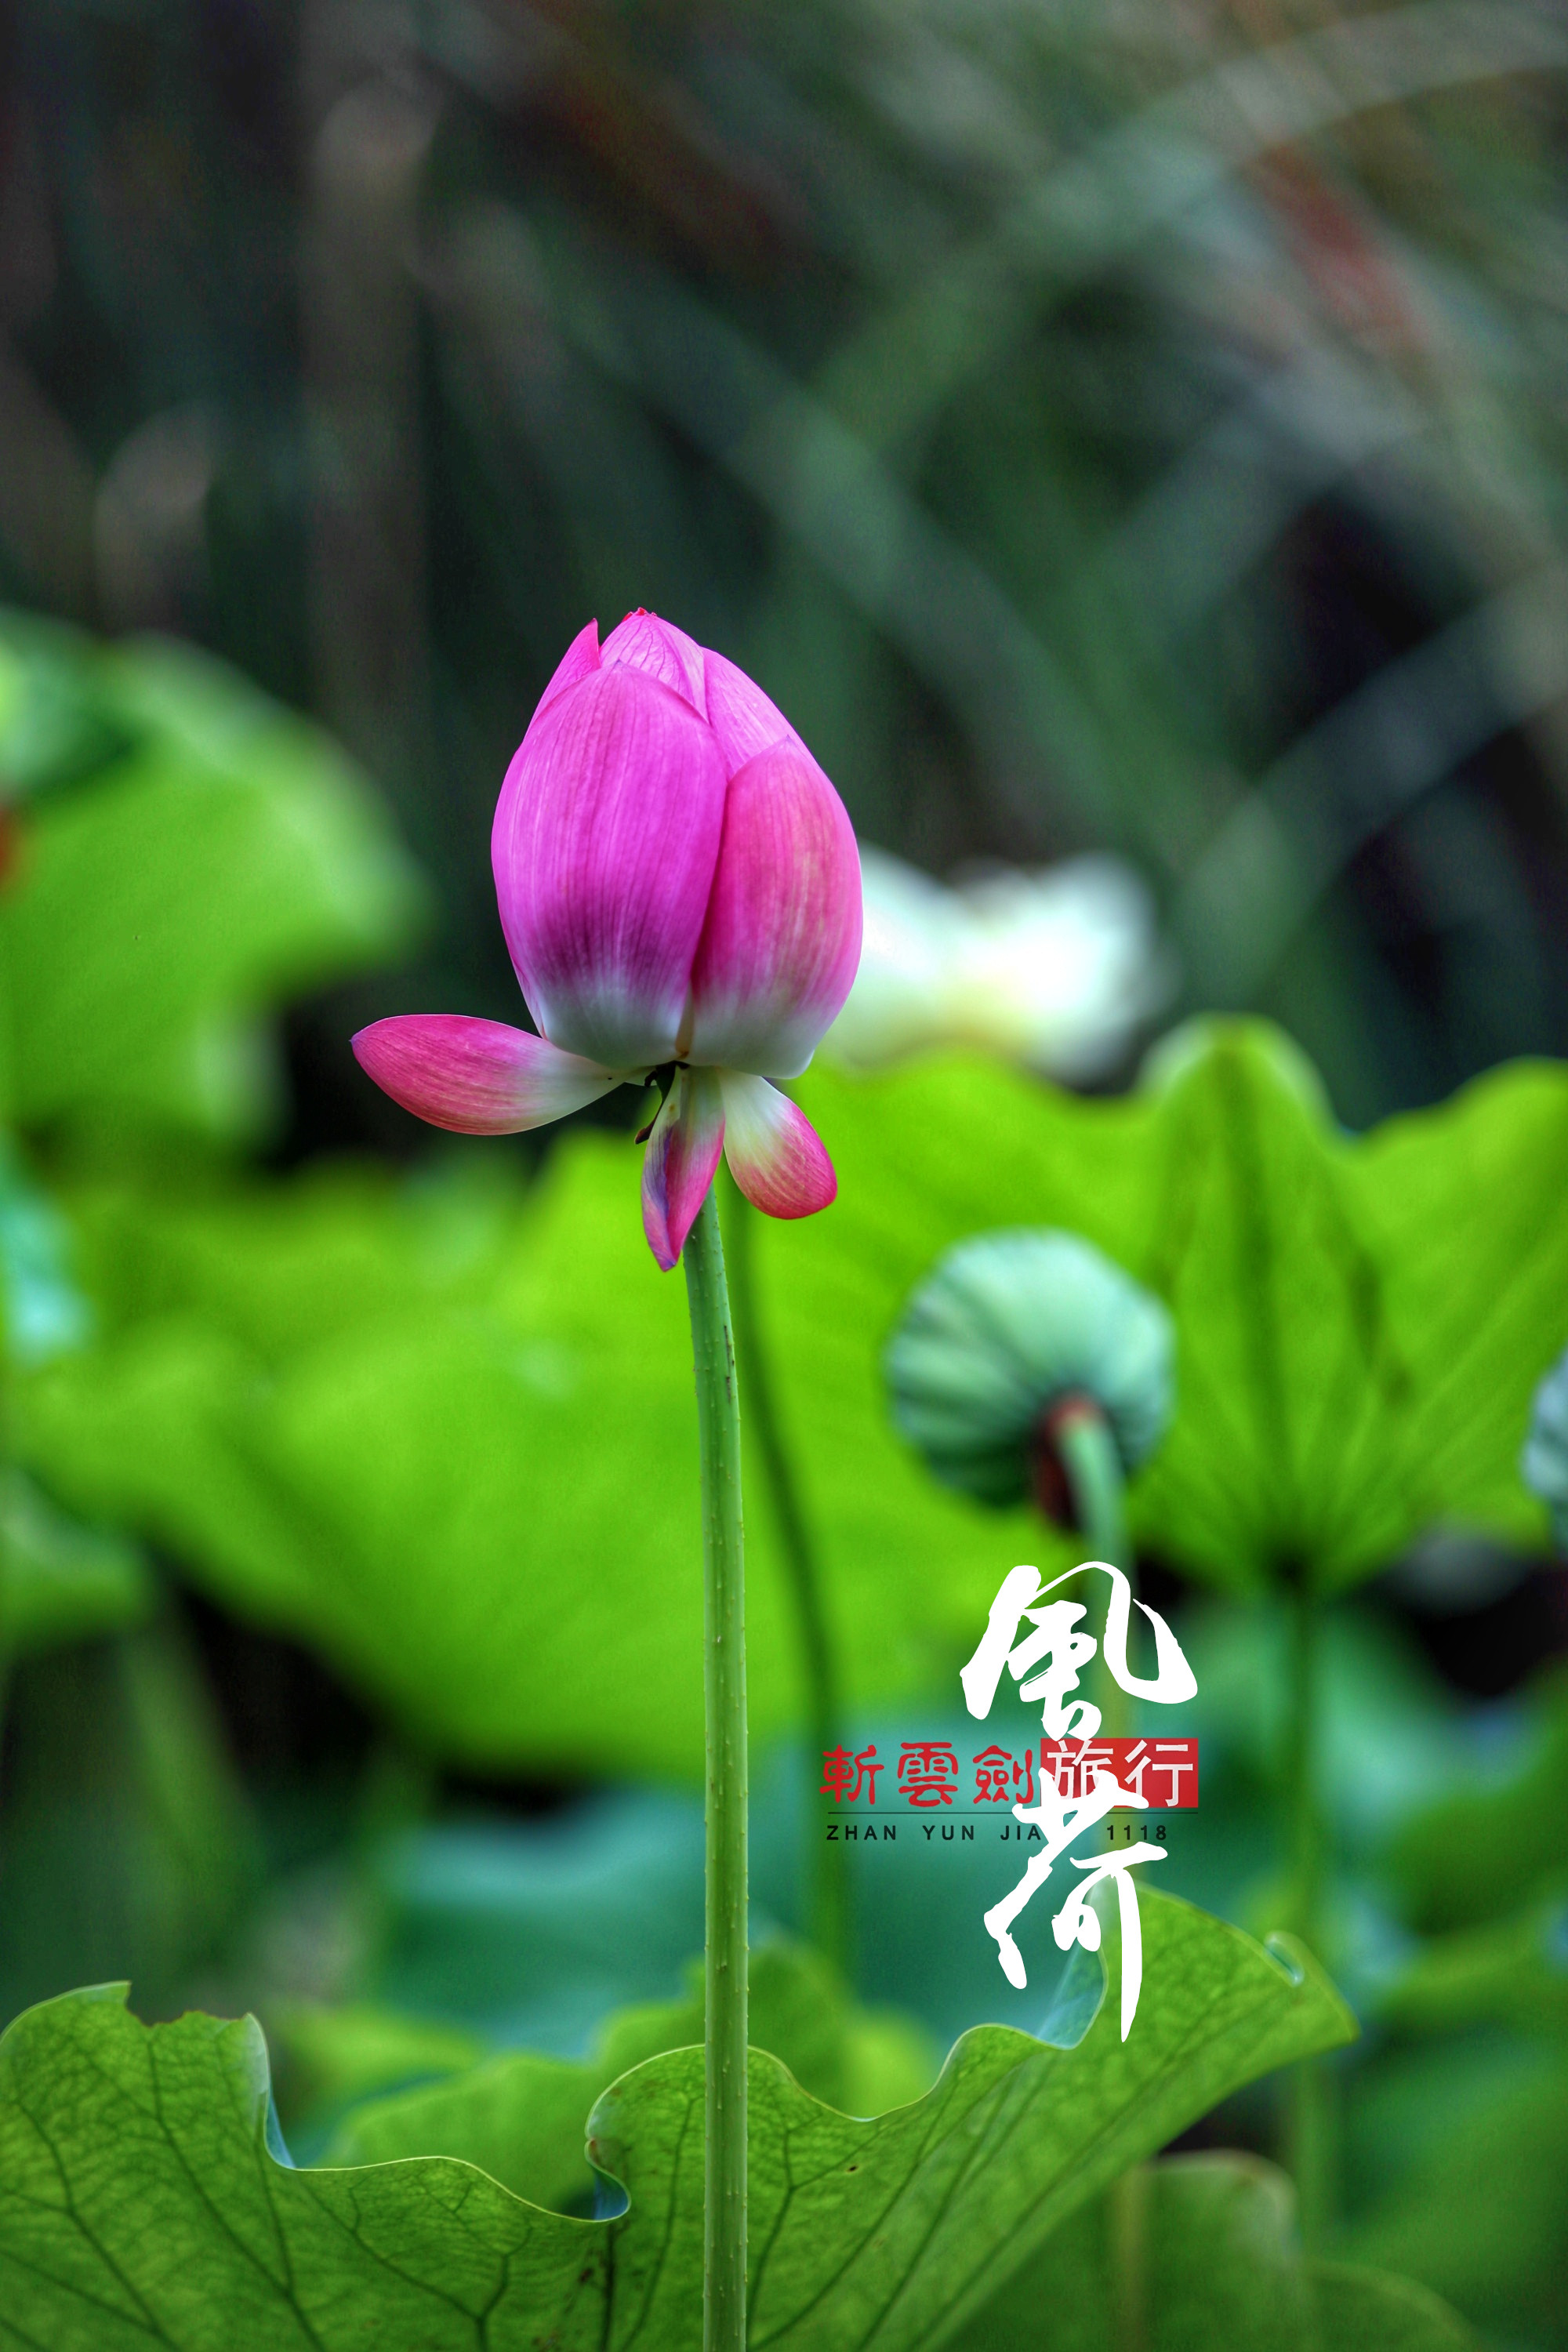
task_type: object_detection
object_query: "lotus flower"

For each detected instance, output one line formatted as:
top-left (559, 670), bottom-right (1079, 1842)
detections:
top-left (353, 612), bottom-right (863, 1268)
top-left (821, 848), bottom-right (1171, 1078)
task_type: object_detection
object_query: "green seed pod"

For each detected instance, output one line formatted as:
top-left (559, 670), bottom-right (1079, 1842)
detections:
top-left (884, 1229), bottom-right (1174, 1508)
top-left (1522, 1343), bottom-right (1568, 1547)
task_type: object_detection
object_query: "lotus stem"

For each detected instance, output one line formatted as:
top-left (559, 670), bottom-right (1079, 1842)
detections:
top-left (1047, 1392), bottom-right (1143, 2352)
top-left (1283, 1579), bottom-right (1332, 2252)
top-left (684, 1185), bottom-right (748, 2352)
top-left (1047, 1393), bottom-right (1134, 1741)
top-left (724, 1181), bottom-right (848, 1975)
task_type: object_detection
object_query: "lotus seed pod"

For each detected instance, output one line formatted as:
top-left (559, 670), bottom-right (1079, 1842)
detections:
top-left (1522, 1343), bottom-right (1568, 1547)
top-left (884, 1228), bottom-right (1174, 1508)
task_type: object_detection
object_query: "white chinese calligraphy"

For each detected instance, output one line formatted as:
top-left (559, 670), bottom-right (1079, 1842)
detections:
top-left (964, 1558), bottom-right (1197, 2038)
top-left (961, 1559), bottom-right (1196, 1733)
top-left (1052, 1842), bottom-right (1167, 2042)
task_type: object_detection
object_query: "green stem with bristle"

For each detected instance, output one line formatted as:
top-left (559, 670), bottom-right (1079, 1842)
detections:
top-left (1048, 1393), bottom-right (1144, 2352)
top-left (1049, 1396), bottom-right (1133, 1742)
top-left (724, 1181), bottom-right (848, 1974)
top-left (684, 1186), bottom-right (747, 2352)
top-left (1282, 1580), bottom-right (1333, 2252)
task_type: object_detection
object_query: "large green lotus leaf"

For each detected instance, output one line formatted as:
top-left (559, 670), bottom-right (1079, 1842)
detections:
top-left (0, 1621), bottom-right (257, 2027)
top-left (948, 2153), bottom-right (1473, 2350)
top-left (1305, 2268), bottom-right (1475, 2352)
top-left (1347, 1058), bottom-right (1568, 1550)
top-left (22, 1026), bottom-right (1568, 1768)
top-left (48, 1156), bottom-right (528, 1361)
top-left (1344, 2036), bottom-right (1568, 2345)
top-left (0, 1134), bottom-right (92, 1368)
top-left (576, 1938), bottom-right (938, 2126)
top-left (14, 1152), bottom-right (813, 1774)
top-left (1375, 1896), bottom-right (1568, 2038)
top-left (0, 1145), bottom-right (152, 1653)
top-left (270, 2004), bottom-right (491, 2126)
top-left (0, 629), bottom-right (426, 1137)
top-left (1385, 1664), bottom-right (1568, 1933)
top-left (0, 1891), bottom-right (1352, 2350)
top-left (0, 609), bottom-right (131, 807)
top-left (0, 1471), bottom-right (153, 1659)
top-left (320, 1941), bottom-right (938, 2208)
top-left (768, 1025), bottom-right (1568, 1604)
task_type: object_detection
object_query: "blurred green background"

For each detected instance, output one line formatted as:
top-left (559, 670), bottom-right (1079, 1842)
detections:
top-left (3, 2), bottom-right (1568, 2343)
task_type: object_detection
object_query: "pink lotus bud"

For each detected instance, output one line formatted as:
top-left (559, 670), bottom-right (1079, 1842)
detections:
top-left (492, 612), bottom-right (861, 1073)
top-left (354, 612), bottom-right (861, 1267)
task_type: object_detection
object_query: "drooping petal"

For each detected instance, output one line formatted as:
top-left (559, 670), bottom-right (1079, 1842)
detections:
top-left (685, 742), bottom-right (863, 1077)
top-left (702, 647), bottom-right (800, 778)
top-left (600, 609), bottom-right (706, 713)
top-left (718, 1072), bottom-right (836, 1219)
top-left (492, 666), bottom-right (728, 1068)
top-left (351, 1017), bottom-right (619, 1134)
top-left (534, 619), bottom-right (601, 719)
top-left (641, 1065), bottom-right (725, 1269)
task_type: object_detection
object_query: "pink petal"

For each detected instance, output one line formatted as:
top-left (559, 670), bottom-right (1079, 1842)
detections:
top-left (685, 742), bottom-right (864, 1078)
top-left (492, 666), bottom-right (728, 1069)
top-left (719, 1073), bottom-right (837, 1218)
top-left (641, 1065), bottom-right (726, 1269)
top-left (600, 609), bottom-right (706, 713)
top-left (702, 648), bottom-right (801, 779)
top-left (534, 619), bottom-right (601, 719)
top-left (351, 1017), bottom-right (618, 1134)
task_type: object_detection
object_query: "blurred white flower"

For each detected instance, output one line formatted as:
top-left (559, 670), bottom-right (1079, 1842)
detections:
top-left (822, 847), bottom-right (1174, 1078)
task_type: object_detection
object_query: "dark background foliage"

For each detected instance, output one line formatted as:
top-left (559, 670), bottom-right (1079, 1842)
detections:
top-left (9, 0), bottom-right (1568, 1138)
